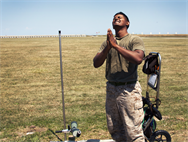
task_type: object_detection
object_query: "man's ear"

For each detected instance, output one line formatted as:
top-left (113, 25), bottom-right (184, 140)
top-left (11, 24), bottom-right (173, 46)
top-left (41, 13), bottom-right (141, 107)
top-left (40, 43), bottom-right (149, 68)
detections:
top-left (126, 22), bottom-right (130, 27)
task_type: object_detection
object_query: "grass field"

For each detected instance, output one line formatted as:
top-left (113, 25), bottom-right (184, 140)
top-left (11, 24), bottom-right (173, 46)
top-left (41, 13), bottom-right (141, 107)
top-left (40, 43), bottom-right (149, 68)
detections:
top-left (0, 35), bottom-right (188, 141)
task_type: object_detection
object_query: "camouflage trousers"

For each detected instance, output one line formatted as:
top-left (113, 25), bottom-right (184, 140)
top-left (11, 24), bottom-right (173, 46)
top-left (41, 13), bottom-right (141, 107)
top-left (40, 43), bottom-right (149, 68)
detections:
top-left (106, 81), bottom-right (145, 142)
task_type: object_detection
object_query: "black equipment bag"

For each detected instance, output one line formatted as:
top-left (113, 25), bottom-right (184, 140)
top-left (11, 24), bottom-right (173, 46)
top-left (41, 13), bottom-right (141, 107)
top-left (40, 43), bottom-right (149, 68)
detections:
top-left (142, 53), bottom-right (159, 74)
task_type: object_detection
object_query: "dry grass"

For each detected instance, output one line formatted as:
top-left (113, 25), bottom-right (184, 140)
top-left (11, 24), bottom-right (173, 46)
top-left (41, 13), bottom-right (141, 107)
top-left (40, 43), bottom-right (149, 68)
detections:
top-left (0, 36), bottom-right (188, 141)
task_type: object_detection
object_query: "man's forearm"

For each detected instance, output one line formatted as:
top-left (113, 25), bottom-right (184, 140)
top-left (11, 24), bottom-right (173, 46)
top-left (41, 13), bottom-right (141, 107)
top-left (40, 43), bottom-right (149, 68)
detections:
top-left (93, 45), bottom-right (110, 68)
top-left (113, 44), bottom-right (144, 65)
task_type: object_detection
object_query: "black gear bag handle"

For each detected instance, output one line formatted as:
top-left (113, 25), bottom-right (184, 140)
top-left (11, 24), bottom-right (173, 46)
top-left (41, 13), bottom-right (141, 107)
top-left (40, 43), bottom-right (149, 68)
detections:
top-left (142, 53), bottom-right (159, 74)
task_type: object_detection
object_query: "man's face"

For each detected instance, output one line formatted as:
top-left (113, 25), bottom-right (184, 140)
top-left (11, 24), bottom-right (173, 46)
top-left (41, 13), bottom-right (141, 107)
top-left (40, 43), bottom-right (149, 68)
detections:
top-left (112, 14), bottom-right (129, 29)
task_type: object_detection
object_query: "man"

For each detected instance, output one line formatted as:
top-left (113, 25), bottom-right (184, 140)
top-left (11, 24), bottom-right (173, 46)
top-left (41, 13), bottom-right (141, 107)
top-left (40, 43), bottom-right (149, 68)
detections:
top-left (93, 12), bottom-right (145, 142)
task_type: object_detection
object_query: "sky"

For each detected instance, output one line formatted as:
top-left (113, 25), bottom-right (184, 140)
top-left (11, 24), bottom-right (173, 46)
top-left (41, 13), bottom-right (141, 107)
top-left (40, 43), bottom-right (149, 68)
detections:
top-left (0, 0), bottom-right (187, 36)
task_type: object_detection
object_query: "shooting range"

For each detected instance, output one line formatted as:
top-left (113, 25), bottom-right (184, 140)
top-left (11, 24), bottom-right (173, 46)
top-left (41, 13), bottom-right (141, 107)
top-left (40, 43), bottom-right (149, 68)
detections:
top-left (1, 0), bottom-right (188, 141)
top-left (1, 31), bottom-right (187, 141)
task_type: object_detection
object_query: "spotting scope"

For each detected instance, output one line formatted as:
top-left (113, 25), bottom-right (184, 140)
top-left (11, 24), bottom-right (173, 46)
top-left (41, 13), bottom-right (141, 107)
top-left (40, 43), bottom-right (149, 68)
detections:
top-left (55, 121), bottom-right (81, 137)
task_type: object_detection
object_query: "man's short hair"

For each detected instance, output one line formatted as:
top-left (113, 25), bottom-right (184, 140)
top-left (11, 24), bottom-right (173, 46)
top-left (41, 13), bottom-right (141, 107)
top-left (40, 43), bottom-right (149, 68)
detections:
top-left (114, 12), bottom-right (130, 29)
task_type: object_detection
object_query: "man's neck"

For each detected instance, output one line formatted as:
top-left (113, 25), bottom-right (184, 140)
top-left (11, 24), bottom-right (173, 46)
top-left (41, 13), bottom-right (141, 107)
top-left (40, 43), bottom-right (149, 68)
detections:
top-left (115, 27), bottom-right (128, 38)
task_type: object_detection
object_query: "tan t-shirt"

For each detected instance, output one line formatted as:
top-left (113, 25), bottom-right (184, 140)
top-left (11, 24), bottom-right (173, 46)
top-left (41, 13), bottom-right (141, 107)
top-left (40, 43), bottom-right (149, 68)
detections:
top-left (98, 34), bottom-right (145, 82)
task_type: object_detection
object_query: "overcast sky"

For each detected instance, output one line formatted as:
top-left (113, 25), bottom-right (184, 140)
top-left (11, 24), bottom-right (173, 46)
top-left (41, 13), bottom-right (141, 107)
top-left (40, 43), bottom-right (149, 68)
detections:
top-left (1, 0), bottom-right (187, 36)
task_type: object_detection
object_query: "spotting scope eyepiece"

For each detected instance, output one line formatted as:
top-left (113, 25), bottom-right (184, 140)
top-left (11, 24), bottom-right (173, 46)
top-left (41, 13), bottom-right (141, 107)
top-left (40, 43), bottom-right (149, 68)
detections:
top-left (70, 121), bottom-right (81, 137)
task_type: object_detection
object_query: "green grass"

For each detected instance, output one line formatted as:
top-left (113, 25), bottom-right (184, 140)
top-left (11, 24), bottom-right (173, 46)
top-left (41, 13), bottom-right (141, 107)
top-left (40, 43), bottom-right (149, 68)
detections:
top-left (0, 36), bottom-right (188, 141)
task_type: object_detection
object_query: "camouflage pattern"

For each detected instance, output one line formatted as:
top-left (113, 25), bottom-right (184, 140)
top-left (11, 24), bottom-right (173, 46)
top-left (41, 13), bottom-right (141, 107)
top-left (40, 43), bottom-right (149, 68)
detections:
top-left (106, 81), bottom-right (145, 142)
